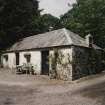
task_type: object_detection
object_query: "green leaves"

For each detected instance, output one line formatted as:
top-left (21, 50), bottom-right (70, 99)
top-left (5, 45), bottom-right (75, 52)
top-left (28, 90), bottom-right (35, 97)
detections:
top-left (61, 0), bottom-right (105, 48)
top-left (40, 14), bottom-right (62, 31)
top-left (0, 0), bottom-right (40, 49)
top-left (0, 0), bottom-right (62, 50)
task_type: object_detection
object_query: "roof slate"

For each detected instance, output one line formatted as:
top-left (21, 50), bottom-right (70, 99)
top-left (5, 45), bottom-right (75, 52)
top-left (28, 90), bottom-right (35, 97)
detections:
top-left (6, 28), bottom-right (102, 52)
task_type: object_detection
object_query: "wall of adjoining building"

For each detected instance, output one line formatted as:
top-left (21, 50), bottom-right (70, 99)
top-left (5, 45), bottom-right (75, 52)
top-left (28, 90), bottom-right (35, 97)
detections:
top-left (72, 46), bottom-right (104, 80)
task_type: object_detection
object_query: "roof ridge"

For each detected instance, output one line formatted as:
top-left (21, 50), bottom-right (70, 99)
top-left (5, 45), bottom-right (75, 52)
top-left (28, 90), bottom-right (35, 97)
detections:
top-left (63, 28), bottom-right (72, 45)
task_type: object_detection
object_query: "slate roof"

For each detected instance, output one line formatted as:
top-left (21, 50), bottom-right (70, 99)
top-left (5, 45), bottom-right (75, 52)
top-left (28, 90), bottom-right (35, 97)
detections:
top-left (6, 28), bottom-right (102, 52)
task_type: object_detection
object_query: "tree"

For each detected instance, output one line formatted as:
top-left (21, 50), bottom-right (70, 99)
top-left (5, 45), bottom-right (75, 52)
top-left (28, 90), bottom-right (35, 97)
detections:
top-left (40, 14), bottom-right (62, 32)
top-left (61, 0), bottom-right (105, 48)
top-left (0, 0), bottom-right (40, 49)
top-left (0, 0), bottom-right (63, 50)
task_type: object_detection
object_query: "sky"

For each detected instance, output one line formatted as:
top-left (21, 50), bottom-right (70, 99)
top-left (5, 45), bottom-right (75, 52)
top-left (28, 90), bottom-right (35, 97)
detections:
top-left (39, 0), bottom-right (76, 17)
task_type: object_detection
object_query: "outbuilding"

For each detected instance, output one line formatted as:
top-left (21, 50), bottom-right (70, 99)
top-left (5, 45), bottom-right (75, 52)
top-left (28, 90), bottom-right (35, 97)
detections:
top-left (1, 28), bottom-right (104, 80)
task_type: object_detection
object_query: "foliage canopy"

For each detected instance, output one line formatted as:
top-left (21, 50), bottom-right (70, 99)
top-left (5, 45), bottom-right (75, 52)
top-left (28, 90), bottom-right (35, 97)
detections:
top-left (61, 0), bottom-right (105, 48)
top-left (0, 0), bottom-right (61, 50)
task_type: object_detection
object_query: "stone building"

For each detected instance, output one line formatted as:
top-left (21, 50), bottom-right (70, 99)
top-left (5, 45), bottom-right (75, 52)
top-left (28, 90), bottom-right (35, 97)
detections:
top-left (1, 28), bottom-right (104, 80)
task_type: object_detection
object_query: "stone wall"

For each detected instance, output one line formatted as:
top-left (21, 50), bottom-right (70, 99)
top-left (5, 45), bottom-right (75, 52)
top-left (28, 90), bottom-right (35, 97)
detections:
top-left (49, 48), bottom-right (73, 81)
top-left (72, 46), bottom-right (104, 80)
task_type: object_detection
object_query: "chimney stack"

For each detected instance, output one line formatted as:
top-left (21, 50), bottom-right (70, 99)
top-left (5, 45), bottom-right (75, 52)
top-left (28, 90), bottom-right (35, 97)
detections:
top-left (85, 34), bottom-right (93, 47)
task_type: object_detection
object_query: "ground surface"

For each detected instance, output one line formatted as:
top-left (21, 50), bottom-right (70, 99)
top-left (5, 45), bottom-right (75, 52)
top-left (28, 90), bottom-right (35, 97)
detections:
top-left (0, 69), bottom-right (105, 105)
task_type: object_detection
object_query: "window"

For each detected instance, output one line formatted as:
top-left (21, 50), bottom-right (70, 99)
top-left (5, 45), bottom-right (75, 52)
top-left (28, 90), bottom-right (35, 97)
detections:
top-left (24, 53), bottom-right (31, 63)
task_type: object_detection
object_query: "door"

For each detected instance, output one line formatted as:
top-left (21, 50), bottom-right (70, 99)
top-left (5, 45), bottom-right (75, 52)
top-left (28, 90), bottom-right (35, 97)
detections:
top-left (16, 53), bottom-right (19, 65)
top-left (41, 51), bottom-right (49, 75)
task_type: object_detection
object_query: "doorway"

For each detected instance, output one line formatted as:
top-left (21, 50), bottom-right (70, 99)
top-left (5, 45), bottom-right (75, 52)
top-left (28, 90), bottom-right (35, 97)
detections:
top-left (16, 53), bottom-right (19, 65)
top-left (41, 51), bottom-right (49, 75)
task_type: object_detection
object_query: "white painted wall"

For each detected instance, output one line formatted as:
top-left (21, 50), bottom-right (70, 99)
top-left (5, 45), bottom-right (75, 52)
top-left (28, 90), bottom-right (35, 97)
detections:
top-left (2, 51), bottom-right (41, 74)
top-left (19, 51), bottom-right (41, 74)
top-left (2, 53), bottom-right (16, 68)
top-left (1, 47), bottom-right (73, 78)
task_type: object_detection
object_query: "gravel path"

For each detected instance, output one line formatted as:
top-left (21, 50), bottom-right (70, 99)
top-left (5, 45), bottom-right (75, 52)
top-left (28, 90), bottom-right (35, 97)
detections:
top-left (0, 69), bottom-right (105, 105)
